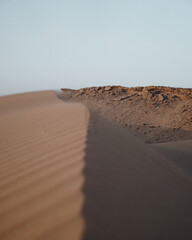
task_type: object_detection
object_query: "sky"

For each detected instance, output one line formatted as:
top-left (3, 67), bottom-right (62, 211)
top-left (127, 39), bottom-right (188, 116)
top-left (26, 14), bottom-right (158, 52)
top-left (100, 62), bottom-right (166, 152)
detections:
top-left (0, 0), bottom-right (192, 96)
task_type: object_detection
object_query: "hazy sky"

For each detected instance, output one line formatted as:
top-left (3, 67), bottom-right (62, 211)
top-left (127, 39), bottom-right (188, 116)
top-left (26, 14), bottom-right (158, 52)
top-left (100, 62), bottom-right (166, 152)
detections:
top-left (0, 0), bottom-right (192, 96)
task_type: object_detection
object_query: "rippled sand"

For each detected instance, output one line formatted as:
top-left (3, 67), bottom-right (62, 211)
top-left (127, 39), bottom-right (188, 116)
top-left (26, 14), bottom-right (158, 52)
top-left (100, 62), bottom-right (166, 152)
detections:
top-left (0, 91), bottom-right (192, 240)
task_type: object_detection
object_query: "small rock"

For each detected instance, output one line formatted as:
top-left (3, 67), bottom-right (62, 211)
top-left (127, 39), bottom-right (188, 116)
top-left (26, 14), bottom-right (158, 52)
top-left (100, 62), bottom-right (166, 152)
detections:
top-left (89, 88), bottom-right (95, 92)
top-left (142, 88), bottom-right (153, 100)
top-left (121, 89), bottom-right (126, 93)
top-left (98, 89), bottom-right (104, 94)
top-left (119, 95), bottom-right (130, 101)
top-left (78, 89), bottom-right (85, 95)
top-left (158, 94), bottom-right (168, 101)
top-left (152, 91), bottom-right (161, 96)
top-left (105, 86), bottom-right (112, 91)
top-left (95, 87), bottom-right (101, 91)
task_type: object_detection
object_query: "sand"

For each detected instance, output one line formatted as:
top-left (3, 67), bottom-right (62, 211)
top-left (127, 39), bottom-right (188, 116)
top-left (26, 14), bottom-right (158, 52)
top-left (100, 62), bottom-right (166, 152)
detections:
top-left (0, 91), bottom-right (89, 240)
top-left (0, 91), bottom-right (192, 240)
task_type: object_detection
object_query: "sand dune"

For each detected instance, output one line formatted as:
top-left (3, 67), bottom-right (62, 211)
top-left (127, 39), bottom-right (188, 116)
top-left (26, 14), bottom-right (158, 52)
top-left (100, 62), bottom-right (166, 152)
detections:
top-left (153, 140), bottom-right (192, 152)
top-left (152, 140), bottom-right (192, 176)
top-left (82, 113), bottom-right (192, 240)
top-left (0, 91), bottom-right (192, 240)
top-left (0, 91), bottom-right (89, 240)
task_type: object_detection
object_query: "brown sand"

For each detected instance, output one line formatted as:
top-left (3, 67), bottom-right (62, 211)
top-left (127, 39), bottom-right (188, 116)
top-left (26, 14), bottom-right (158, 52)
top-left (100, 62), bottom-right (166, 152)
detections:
top-left (153, 140), bottom-right (192, 152)
top-left (0, 91), bottom-right (192, 240)
top-left (0, 91), bottom-right (89, 240)
top-left (152, 140), bottom-right (192, 176)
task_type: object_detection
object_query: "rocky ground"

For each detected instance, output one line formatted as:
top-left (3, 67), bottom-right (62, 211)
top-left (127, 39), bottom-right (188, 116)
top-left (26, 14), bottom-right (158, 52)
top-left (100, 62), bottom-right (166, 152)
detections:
top-left (59, 86), bottom-right (192, 143)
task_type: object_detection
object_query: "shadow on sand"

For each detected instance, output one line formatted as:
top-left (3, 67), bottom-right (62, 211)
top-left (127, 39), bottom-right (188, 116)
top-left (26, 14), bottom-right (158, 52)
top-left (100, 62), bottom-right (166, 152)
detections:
top-left (81, 111), bottom-right (192, 240)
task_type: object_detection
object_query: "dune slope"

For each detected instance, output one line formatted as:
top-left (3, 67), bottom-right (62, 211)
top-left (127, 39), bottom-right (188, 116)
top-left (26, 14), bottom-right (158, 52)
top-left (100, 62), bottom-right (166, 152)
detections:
top-left (0, 91), bottom-right (192, 240)
top-left (82, 112), bottom-right (192, 240)
top-left (0, 91), bottom-right (89, 240)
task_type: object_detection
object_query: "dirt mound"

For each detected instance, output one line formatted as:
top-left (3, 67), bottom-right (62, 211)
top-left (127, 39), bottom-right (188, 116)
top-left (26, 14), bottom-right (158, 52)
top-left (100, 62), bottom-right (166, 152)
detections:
top-left (60, 86), bottom-right (192, 143)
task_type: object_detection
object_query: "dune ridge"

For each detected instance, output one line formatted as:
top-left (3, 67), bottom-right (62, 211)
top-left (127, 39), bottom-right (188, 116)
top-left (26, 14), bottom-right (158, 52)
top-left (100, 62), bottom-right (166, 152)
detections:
top-left (0, 90), bottom-right (192, 240)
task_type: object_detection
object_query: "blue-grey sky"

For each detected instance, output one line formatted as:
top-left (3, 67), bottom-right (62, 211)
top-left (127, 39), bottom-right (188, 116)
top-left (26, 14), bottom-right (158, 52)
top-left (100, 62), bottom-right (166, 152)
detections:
top-left (0, 0), bottom-right (192, 96)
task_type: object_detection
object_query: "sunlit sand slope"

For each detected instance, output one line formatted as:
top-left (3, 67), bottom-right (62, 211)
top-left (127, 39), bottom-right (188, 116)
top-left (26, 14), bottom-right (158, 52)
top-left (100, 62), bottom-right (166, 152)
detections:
top-left (0, 91), bottom-right (89, 240)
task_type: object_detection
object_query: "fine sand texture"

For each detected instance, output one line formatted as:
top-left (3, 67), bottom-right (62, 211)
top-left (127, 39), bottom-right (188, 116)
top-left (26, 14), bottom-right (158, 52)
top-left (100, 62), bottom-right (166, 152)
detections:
top-left (0, 91), bottom-right (192, 240)
top-left (0, 91), bottom-right (89, 240)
